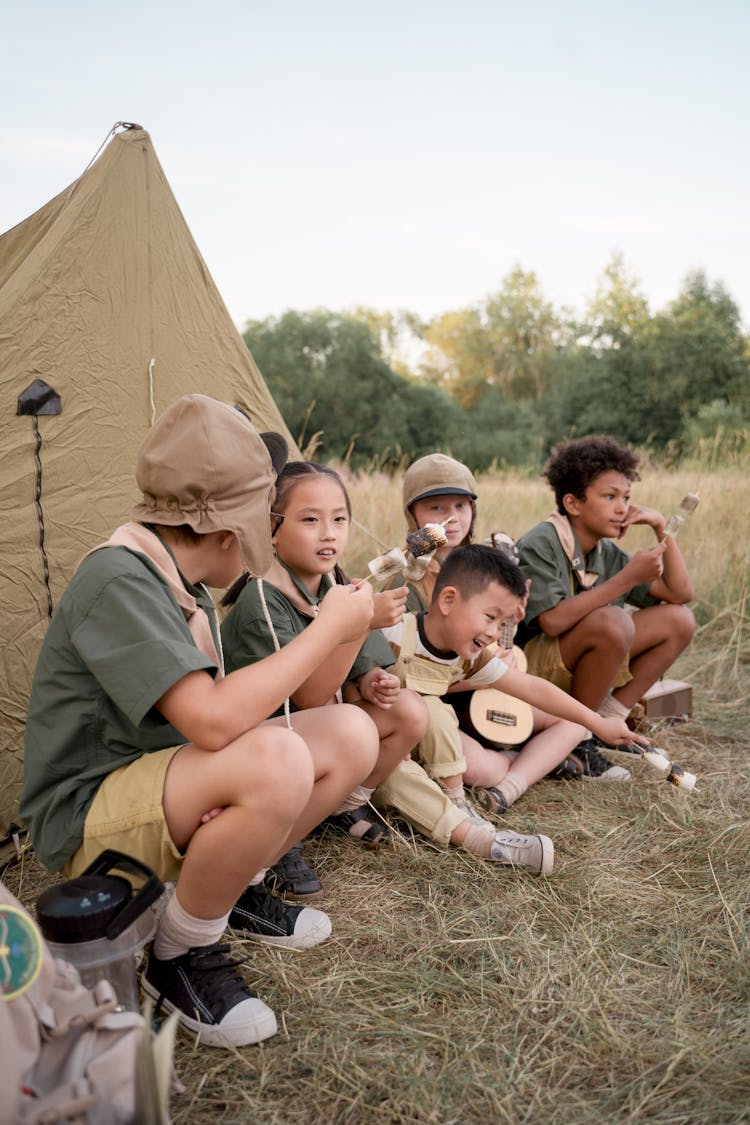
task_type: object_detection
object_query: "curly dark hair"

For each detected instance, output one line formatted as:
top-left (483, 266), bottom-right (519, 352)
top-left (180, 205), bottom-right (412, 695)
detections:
top-left (432, 544), bottom-right (527, 604)
top-left (544, 435), bottom-right (640, 513)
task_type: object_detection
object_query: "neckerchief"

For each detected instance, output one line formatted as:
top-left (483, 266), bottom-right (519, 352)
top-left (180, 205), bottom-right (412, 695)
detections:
top-left (85, 522), bottom-right (224, 676)
top-left (546, 512), bottom-right (599, 590)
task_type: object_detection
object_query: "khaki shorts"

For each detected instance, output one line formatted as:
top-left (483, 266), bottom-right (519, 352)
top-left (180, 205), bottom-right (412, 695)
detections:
top-left (524, 634), bottom-right (631, 694)
top-left (62, 746), bottom-right (183, 882)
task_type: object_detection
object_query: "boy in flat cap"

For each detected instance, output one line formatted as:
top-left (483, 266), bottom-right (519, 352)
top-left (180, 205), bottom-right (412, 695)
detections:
top-left (21, 395), bottom-right (380, 1048)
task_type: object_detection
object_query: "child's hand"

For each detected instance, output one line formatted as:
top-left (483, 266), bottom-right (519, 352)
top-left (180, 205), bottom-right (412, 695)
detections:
top-left (619, 503), bottom-right (667, 539)
top-left (319, 582), bottom-right (374, 642)
top-left (200, 806), bottom-right (224, 824)
top-left (593, 716), bottom-right (649, 747)
top-left (370, 587), bottom-right (408, 629)
top-left (359, 668), bottom-right (401, 710)
top-left (512, 579), bottom-right (531, 625)
top-left (623, 543), bottom-right (666, 584)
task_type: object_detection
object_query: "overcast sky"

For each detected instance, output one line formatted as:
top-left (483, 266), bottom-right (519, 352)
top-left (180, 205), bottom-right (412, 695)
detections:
top-left (2, 0), bottom-right (748, 330)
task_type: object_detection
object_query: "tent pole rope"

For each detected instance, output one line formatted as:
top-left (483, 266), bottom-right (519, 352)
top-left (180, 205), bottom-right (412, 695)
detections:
top-left (351, 517), bottom-right (389, 551)
top-left (33, 417), bottom-right (54, 621)
top-left (81, 121), bottom-right (143, 177)
top-left (148, 358), bottom-right (157, 425)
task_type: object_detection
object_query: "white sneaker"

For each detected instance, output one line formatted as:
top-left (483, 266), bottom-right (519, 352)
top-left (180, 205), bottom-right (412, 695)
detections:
top-left (490, 831), bottom-right (554, 876)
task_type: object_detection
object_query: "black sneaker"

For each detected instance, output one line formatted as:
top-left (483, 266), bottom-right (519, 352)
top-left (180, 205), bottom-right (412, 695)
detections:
top-left (266, 843), bottom-right (322, 899)
top-left (142, 943), bottom-right (277, 1048)
top-left (546, 755), bottom-right (584, 781)
top-left (229, 883), bottom-right (332, 949)
top-left (574, 738), bottom-right (631, 782)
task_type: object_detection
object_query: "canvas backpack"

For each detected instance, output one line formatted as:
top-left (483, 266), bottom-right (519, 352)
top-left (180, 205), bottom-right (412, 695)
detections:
top-left (0, 879), bottom-right (174, 1125)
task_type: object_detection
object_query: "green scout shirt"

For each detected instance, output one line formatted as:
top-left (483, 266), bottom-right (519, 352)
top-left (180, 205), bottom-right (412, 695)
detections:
top-left (516, 519), bottom-right (657, 648)
top-left (20, 545), bottom-right (220, 872)
top-left (221, 562), bottom-right (395, 716)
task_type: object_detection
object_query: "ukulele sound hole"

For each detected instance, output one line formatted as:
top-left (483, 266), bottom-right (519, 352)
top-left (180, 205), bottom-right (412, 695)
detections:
top-left (485, 710), bottom-right (516, 727)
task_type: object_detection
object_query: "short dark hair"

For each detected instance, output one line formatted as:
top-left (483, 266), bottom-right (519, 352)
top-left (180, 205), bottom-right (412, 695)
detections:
top-left (145, 522), bottom-right (204, 546)
top-left (544, 435), bottom-right (641, 513)
top-left (432, 544), bottom-right (526, 604)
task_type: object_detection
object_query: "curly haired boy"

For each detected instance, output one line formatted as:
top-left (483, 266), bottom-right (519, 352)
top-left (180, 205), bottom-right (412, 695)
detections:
top-left (516, 435), bottom-right (695, 777)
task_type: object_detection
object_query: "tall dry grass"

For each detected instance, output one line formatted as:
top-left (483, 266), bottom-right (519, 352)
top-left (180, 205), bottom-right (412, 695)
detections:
top-left (4, 458), bottom-right (749, 1123)
top-left (345, 453), bottom-right (748, 648)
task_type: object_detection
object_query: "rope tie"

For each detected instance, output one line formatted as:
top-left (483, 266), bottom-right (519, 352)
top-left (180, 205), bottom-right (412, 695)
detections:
top-left (257, 579), bottom-right (293, 729)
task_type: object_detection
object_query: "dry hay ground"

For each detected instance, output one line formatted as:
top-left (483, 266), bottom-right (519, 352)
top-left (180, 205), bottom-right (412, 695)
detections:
top-left (6, 656), bottom-right (748, 1125)
top-left (4, 464), bottom-right (749, 1123)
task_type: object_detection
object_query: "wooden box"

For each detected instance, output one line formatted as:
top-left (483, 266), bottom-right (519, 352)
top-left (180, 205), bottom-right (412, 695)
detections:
top-left (640, 679), bottom-right (693, 720)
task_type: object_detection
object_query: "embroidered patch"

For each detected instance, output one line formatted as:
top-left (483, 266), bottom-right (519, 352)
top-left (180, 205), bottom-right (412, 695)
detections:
top-left (0, 904), bottom-right (43, 1000)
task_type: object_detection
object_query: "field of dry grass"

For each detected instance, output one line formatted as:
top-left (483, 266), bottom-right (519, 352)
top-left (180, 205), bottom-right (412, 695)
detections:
top-left (4, 458), bottom-right (749, 1123)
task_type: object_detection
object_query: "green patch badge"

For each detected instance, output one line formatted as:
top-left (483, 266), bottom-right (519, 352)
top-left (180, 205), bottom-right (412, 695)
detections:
top-left (0, 904), bottom-right (43, 1000)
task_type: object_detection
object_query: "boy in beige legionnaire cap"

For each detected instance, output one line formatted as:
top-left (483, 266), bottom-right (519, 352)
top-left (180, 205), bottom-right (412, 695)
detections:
top-left (21, 395), bottom-right (380, 1049)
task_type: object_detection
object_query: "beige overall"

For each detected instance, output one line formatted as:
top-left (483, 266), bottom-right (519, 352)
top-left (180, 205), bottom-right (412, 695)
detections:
top-left (374, 615), bottom-right (469, 846)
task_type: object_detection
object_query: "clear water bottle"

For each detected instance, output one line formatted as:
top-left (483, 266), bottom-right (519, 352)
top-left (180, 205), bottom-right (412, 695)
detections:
top-left (663, 493), bottom-right (699, 538)
top-left (36, 849), bottom-right (164, 1010)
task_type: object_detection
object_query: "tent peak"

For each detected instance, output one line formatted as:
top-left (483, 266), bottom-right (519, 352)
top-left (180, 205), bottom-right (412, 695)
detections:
top-left (81, 121), bottom-right (147, 177)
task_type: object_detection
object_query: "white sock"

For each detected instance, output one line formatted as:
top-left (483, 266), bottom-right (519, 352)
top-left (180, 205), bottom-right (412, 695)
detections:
top-left (598, 692), bottom-right (630, 720)
top-left (333, 785), bottom-right (375, 815)
top-left (461, 823), bottom-right (497, 858)
top-left (493, 774), bottom-right (529, 807)
top-left (248, 869), bottom-right (268, 886)
top-left (436, 778), bottom-right (465, 804)
top-left (153, 891), bottom-right (230, 960)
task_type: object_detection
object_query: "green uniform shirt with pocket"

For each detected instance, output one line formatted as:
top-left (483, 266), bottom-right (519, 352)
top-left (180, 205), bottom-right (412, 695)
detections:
top-left (516, 520), bottom-right (658, 648)
top-left (21, 546), bottom-right (219, 872)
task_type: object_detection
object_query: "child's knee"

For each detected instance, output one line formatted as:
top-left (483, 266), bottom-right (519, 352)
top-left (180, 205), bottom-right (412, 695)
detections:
top-left (590, 605), bottom-right (635, 652)
top-left (228, 727), bottom-right (315, 815)
top-left (672, 604), bottom-right (697, 646)
top-left (334, 704), bottom-right (380, 772)
top-left (392, 690), bottom-right (429, 740)
top-left (647, 603), bottom-right (696, 653)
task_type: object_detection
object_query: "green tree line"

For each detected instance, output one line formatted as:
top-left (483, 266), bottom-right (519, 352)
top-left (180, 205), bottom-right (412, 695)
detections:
top-left (242, 254), bottom-right (750, 470)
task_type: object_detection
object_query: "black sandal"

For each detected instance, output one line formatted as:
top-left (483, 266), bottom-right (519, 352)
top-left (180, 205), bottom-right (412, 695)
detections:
top-left (266, 842), bottom-right (322, 899)
top-left (326, 804), bottom-right (391, 846)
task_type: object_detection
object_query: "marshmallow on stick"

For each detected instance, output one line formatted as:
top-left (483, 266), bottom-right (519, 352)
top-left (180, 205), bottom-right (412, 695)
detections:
top-left (367, 547), bottom-right (409, 582)
top-left (666, 762), bottom-right (697, 791)
top-left (606, 742), bottom-right (696, 790)
top-left (405, 522), bottom-right (450, 557)
top-left (367, 520), bottom-right (451, 583)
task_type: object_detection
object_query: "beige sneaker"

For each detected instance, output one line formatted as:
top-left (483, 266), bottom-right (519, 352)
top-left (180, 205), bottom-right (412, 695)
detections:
top-left (490, 830), bottom-right (554, 876)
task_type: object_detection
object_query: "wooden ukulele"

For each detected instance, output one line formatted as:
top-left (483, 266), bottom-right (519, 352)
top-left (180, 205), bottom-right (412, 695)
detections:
top-left (449, 532), bottom-right (534, 748)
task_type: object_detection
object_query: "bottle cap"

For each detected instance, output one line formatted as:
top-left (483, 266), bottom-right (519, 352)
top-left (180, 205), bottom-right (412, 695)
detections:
top-left (36, 875), bottom-right (133, 943)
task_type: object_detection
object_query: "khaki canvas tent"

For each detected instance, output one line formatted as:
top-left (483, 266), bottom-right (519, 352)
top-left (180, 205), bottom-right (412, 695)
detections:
top-left (0, 123), bottom-right (297, 841)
